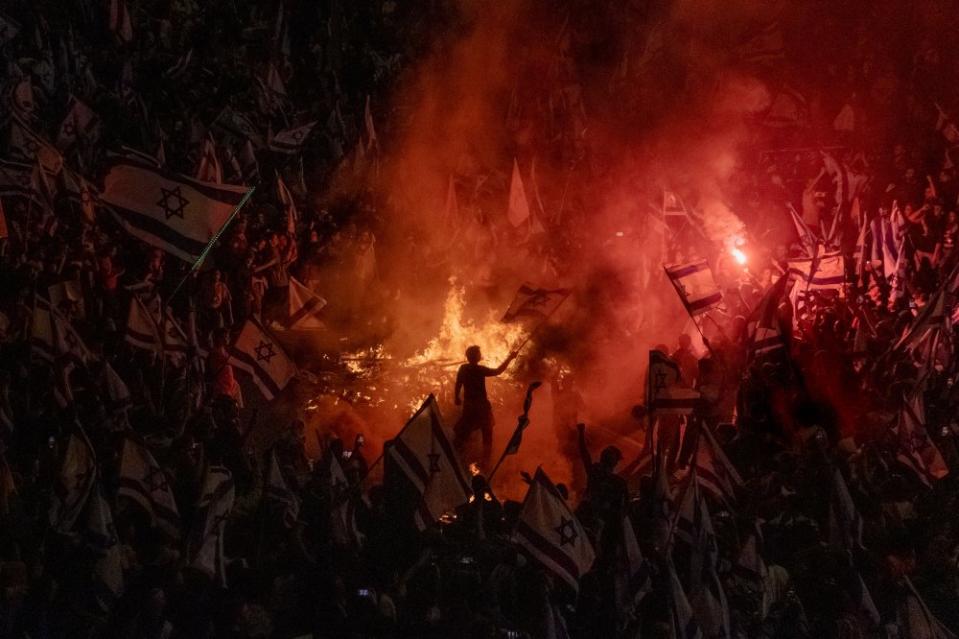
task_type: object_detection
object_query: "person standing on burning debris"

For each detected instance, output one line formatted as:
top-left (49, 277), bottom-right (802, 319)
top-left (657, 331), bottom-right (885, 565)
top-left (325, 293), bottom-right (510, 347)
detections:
top-left (453, 345), bottom-right (518, 468)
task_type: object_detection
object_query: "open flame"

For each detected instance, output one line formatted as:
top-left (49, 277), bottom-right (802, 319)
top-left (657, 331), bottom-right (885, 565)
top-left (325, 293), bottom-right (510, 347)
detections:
top-left (402, 281), bottom-right (526, 373)
top-left (320, 281), bottom-right (528, 418)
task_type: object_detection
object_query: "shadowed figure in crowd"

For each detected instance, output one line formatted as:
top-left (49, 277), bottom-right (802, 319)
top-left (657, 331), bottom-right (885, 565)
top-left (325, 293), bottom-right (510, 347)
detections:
top-left (453, 345), bottom-right (517, 469)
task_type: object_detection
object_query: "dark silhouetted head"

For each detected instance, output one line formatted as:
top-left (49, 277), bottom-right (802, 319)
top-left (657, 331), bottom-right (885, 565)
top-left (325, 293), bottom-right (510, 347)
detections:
top-left (465, 345), bottom-right (481, 363)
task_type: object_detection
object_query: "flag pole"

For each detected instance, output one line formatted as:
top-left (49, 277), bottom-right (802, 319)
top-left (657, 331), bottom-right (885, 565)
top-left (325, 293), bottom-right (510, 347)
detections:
top-left (663, 265), bottom-right (716, 357)
top-left (168, 185), bottom-right (256, 303)
top-left (510, 293), bottom-right (570, 356)
top-left (487, 381), bottom-right (542, 483)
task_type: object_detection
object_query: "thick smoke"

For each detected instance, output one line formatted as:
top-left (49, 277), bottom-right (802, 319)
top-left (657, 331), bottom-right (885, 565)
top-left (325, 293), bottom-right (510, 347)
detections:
top-left (311, 0), bottom-right (793, 498)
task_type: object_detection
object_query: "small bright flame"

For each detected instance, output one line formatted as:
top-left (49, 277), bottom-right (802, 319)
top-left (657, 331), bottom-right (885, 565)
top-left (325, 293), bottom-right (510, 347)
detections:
top-left (731, 247), bottom-right (747, 265)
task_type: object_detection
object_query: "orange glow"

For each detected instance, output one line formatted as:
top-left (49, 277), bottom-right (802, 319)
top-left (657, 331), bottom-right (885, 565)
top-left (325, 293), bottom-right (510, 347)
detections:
top-left (731, 247), bottom-right (747, 265)
top-left (402, 281), bottom-right (525, 373)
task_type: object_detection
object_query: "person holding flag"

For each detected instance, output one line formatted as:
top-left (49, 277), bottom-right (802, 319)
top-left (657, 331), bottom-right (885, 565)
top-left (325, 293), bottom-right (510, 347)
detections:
top-left (453, 345), bottom-right (518, 468)
top-left (454, 282), bottom-right (570, 470)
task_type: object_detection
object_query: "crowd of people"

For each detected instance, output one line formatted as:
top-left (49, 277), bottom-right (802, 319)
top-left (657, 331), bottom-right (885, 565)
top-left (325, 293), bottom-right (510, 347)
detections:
top-left (2, 1), bottom-right (959, 638)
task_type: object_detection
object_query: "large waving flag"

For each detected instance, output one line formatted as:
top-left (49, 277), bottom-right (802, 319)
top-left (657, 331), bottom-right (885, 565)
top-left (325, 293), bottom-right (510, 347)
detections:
top-left (228, 319), bottom-right (296, 400)
top-left (665, 259), bottom-right (723, 316)
top-left (287, 277), bottom-right (327, 329)
top-left (512, 468), bottom-right (595, 592)
top-left (648, 350), bottom-right (700, 415)
top-left (502, 283), bottom-right (570, 323)
top-left (896, 394), bottom-right (949, 488)
top-left (189, 465), bottom-right (235, 587)
top-left (118, 437), bottom-right (181, 538)
top-left (387, 395), bottom-right (472, 530)
top-left (100, 154), bottom-right (250, 262)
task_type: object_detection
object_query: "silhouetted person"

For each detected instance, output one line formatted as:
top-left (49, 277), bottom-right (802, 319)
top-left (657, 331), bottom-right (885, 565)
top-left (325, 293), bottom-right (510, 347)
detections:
top-left (453, 345), bottom-right (517, 468)
top-left (576, 423), bottom-right (627, 561)
top-left (671, 333), bottom-right (699, 387)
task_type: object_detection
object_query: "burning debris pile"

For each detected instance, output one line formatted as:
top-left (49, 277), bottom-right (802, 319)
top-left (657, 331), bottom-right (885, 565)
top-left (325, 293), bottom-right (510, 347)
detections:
top-left (302, 281), bottom-right (526, 410)
top-left (294, 281), bottom-right (537, 470)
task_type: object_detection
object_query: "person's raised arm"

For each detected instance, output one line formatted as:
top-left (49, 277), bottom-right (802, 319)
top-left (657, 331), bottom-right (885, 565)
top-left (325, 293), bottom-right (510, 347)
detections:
top-left (577, 422), bottom-right (592, 470)
top-left (489, 350), bottom-right (518, 376)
